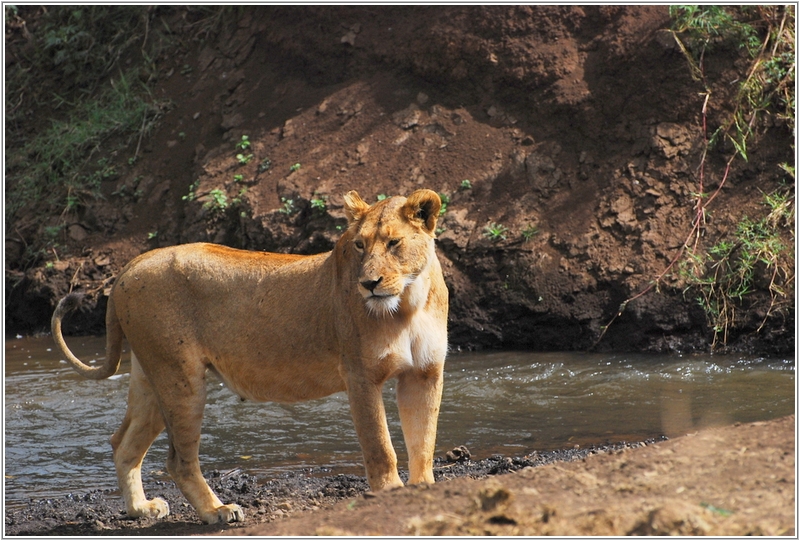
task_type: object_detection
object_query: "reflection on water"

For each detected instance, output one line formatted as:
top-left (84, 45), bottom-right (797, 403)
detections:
top-left (4, 335), bottom-right (794, 504)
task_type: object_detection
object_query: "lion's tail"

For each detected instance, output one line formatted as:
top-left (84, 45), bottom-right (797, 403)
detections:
top-left (51, 292), bottom-right (123, 380)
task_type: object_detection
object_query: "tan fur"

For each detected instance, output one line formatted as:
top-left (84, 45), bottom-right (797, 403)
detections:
top-left (51, 189), bottom-right (448, 524)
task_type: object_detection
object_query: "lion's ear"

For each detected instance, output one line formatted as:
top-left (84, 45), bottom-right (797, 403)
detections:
top-left (403, 189), bottom-right (441, 235)
top-left (343, 190), bottom-right (371, 225)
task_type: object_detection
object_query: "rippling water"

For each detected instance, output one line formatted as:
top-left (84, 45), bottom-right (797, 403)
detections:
top-left (4, 336), bottom-right (794, 505)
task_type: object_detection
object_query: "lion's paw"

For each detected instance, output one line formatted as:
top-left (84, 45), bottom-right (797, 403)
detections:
top-left (202, 504), bottom-right (244, 524)
top-left (130, 497), bottom-right (170, 519)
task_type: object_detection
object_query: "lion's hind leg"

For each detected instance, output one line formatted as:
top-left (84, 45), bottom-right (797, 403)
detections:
top-left (110, 353), bottom-right (169, 519)
top-left (149, 355), bottom-right (244, 524)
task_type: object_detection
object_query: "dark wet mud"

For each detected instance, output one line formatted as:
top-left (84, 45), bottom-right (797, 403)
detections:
top-left (5, 440), bottom-right (662, 536)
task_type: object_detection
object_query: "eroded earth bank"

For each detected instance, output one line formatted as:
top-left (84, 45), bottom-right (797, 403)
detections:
top-left (6, 6), bottom-right (795, 353)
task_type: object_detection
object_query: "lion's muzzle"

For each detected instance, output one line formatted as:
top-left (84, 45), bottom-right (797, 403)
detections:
top-left (359, 275), bottom-right (405, 316)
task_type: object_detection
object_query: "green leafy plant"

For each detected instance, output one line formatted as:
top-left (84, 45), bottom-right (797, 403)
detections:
top-left (290, 162), bottom-right (301, 172)
top-left (236, 153), bottom-right (254, 165)
top-left (483, 222), bottom-right (508, 242)
top-left (376, 194), bottom-right (387, 201)
top-left (231, 187), bottom-right (247, 207)
top-left (521, 224), bottom-right (539, 241)
top-left (258, 157), bottom-right (272, 172)
top-left (233, 174), bottom-right (244, 183)
top-left (235, 134), bottom-right (251, 151)
top-left (182, 179), bottom-right (200, 202)
top-left (438, 192), bottom-right (450, 216)
top-left (310, 195), bottom-right (327, 213)
top-left (203, 189), bottom-right (229, 212)
top-left (460, 179), bottom-right (472, 190)
top-left (279, 197), bottom-right (297, 215)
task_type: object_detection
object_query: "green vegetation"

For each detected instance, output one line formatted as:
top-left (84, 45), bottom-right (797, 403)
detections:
top-left (236, 153), bottom-right (254, 165)
top-left (521, 224), bottom-right (539, 241)
top-left (258, 157), bottom-right (272, 172)
top-left (232, 188), bottom-right (247, 208)
top-left (438, 192), bottom-right (450, 216)
top-left (6, 72), bottom-right (157, 221)
top-left (310, 195), bottom-right (328, 213)
top-left (203, 189), bottom-right (229, 213)
top-left (5, 5), bottom-right (179, 267)
top-left (376, 194), bottom-right (387, 201)
top-left (279, 197), bottom-right (298, 215)
top-left (182, 179), bottom-right (201, 202)
top-left (235, 134), bottom-right (251, 151)
top-left (598, 7), bottom-right (795, 350)
top-left (483, 222), bottom-right (508, 242)
top-left (199, 186), bottom-right (248, 217)
top-left (671, 6), bottom-right (795, 346)
top-left (670, 5), bottom-right (795, 158)
top-left (460, 179), bottom-right (472, 190)
top-left (679, 189), bottom-right (794, 348)
top-left (290, 162), bottom-right (302, 173)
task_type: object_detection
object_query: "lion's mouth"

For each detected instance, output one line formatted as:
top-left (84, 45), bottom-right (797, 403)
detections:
top-left (364, 294), bottom-right (400, 317)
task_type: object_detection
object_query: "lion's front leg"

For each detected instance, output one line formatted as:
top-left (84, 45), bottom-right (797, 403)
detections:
top-left (345, 373), bottom-right (404, 491)
top-left (396, 362), bottom-right (444, 485)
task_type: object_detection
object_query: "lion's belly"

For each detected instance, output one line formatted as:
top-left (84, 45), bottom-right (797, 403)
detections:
top-left (208, 352), bottom-right (347, 403)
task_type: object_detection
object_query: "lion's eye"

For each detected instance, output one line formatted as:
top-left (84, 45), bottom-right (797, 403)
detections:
top-left (387, 239), bottom-right (400, 249)
top-left (354, 240), bottom-right (364, 250)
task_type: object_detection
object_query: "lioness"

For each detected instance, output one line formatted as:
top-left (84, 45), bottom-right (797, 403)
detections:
top-left (51, 189), bottom-right (448, 524)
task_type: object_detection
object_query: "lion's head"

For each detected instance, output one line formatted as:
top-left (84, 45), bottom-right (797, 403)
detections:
top-left (342, 189), bottom-right (442, 317)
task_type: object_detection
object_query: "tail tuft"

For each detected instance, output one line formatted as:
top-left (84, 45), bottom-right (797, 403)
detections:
top-left (55, 292), bottom-right (85, 317)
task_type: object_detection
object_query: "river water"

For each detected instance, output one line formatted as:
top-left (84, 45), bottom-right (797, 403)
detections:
top-left (5, 335), bottom-right (794, 506)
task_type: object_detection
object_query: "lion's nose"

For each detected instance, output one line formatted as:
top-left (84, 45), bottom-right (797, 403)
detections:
top-left (360, 277), bottom-right (383, 292)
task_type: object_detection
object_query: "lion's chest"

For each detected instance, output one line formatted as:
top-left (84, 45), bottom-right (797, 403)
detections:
top-left (368, 309), bottom-right (448, 377)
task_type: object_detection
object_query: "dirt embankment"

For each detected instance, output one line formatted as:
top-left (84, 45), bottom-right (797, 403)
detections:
top-left (5, 6), bottom-right (794, 353)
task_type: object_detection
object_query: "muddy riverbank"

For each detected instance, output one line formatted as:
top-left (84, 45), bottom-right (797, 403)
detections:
top-left (5, 416), bottom-right (793, 536)
top-left (3, 441), bottom-right (656, 536)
